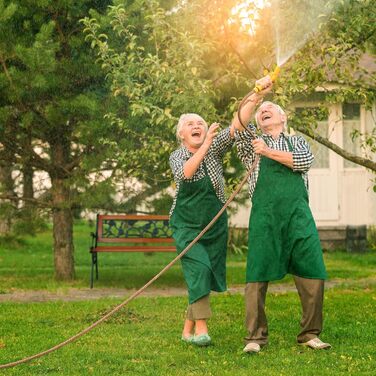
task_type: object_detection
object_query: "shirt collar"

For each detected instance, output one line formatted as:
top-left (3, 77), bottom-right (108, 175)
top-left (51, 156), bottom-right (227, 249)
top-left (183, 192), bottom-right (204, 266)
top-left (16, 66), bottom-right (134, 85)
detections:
top-left (262, 131), bottom-right (285, 140)
top-left (180, 144), bottom-right (193, 157)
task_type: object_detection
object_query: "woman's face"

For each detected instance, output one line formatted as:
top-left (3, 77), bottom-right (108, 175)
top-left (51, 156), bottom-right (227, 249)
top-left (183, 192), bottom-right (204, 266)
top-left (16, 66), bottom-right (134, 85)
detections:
top-left (179, 114), bottom-right (207, 151)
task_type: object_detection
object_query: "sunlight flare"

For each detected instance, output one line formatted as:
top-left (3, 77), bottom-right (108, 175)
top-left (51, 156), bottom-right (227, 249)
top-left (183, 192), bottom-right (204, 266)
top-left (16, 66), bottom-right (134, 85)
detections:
top-left (229, 0), bottom-right (271, 35)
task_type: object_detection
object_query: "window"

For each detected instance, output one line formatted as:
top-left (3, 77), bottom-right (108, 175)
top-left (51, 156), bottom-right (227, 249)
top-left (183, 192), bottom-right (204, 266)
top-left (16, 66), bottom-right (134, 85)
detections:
top-left (310, 120), bottom-right (330, 169)
top-left (342, 103), bottom-right (361, 168)
top-left (295, 107), bottom-right (329, 169)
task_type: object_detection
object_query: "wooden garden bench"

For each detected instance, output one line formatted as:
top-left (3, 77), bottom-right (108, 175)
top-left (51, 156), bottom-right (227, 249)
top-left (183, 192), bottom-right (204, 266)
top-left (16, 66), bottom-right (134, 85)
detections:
top-left (89, 214), bottom-right (175, 288)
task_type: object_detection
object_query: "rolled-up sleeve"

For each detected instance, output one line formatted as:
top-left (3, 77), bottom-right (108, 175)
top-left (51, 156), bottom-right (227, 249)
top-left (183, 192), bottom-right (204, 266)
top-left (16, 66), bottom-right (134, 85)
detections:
top-left (169, 151), bottom-right (186, 182)
top-left (292, 136), bottom-right (314, 172)
top-left (211, 127), bottom-right (234, 157)
top-left (235, 126), bottom-right (257, 170)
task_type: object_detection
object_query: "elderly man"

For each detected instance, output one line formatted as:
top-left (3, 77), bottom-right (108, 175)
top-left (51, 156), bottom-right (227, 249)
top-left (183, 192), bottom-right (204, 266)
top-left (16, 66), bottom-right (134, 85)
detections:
top-left (232, 76), bottom-right (330, 353)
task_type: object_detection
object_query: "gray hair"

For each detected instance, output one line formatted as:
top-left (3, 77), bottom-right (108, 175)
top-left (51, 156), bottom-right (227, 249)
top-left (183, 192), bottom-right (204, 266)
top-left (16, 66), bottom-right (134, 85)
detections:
top-left (176, 113), bottom-right (208, 143)
top-left (255, 101), bottom-right (287, 130)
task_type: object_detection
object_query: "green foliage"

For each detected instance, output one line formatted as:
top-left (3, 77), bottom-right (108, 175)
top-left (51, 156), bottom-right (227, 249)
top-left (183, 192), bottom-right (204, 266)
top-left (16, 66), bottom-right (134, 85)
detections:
top-left (273, 1), bottom-right (375, 126)
top-left (228, 226), bottom-right (248, 255)
top-left (1, 0), bottom-right (375, 277)
top-left (0, 0), bottom-right (118, 210)
top-left (175, 0), bottom-right (376, 174)
top-left (12, 209), bottom-right (49, 236)
top-left (82, 1), bottom-right (220, 184)
top-left (147, 192), bottom-right (174, 215)
top-left (367, 225), bottom-right (376, 251)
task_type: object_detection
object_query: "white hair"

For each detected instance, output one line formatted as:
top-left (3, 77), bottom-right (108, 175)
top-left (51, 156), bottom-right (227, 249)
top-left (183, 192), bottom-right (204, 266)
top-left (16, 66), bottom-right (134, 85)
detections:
top-left (175, 113), bottom-right (208, 143)
top-left (255, 101), bottom-right (287, 130)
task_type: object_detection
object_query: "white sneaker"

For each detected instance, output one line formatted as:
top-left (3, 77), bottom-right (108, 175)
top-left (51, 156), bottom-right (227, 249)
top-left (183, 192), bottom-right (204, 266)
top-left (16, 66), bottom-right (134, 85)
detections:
top-left (301, 337), bottom-right (331, 350)
top-left (243, 342), bottom-right (261, 353)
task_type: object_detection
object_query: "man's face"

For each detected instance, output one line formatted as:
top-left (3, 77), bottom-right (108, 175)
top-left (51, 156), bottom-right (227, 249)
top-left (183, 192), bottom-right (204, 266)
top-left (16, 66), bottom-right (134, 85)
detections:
top-left (179, 114), bottom-right (207, 149)
top-left (256, 102), bottom-right (285, 132)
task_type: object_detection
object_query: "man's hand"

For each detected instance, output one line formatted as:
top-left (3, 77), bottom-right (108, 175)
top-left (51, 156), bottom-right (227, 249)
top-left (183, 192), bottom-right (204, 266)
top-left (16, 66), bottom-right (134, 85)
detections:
top-left (252, 138), bottom-right (270, 156)
top-left (252, 138), bottom-right (294, 168)
top-left (254, 75), bottom-right (273, 97)
top-left (204, 123), bottom-right (220, 146)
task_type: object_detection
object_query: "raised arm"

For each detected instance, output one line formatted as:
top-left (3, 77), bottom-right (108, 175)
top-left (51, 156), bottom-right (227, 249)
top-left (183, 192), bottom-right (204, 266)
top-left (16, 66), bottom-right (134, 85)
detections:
top-left (211, 125), bottom-right (235, 158)
top-left (232, 75), bottom-right (273, 132)
top-left (182, 123), bottom-right (220, 179)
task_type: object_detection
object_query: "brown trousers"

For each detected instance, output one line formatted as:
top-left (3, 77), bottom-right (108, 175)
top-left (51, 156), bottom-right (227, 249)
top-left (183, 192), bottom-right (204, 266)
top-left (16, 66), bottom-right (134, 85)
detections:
top-left (245, 276), bottom-right (325, 345)
top-left (186, 294), bottom-right (212, 320)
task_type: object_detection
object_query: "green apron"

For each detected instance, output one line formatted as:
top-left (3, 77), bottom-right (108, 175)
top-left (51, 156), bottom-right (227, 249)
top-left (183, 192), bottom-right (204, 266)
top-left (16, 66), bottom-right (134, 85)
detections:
top-left (246, 136), bottom-right (327, 282)
top-left (170, 164), bottom-right (228, 304)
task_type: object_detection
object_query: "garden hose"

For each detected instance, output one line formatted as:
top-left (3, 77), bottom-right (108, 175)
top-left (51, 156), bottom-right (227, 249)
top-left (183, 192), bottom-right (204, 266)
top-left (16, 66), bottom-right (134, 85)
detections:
top-left (0, 70), bottom-right (280, 369)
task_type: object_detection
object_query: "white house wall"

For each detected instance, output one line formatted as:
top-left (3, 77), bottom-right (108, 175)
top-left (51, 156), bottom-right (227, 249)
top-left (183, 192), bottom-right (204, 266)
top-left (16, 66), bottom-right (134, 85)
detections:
top-left (230, 103), bottom-right (376, 228)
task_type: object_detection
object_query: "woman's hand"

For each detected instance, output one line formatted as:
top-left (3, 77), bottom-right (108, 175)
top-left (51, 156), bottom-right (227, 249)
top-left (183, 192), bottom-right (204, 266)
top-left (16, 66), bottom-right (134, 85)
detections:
top-left (203, 123), bottom-right (220, 147)
top-left (183, 123), bottom-right (220, 178)
top-left (252, 138), bottom-right (270, 156)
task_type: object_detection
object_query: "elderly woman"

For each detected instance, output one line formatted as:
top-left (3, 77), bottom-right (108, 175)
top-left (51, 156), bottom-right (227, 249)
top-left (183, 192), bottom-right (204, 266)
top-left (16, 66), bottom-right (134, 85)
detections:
top-left (169, 113), bottom-right (234, 346)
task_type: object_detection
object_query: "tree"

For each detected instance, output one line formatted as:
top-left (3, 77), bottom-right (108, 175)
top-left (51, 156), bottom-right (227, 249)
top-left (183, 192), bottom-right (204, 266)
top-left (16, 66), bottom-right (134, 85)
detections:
top-left (0, 0), bottom-right (115, 279)
top-left (272, 0), bottom-right (376, 174)
top-left (82, 0), bottom-right (221, 197)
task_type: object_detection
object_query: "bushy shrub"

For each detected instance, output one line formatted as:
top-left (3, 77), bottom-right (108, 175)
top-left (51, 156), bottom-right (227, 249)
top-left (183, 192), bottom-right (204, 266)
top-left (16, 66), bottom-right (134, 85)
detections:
top-left (228, 226), bottom-right (248, 255)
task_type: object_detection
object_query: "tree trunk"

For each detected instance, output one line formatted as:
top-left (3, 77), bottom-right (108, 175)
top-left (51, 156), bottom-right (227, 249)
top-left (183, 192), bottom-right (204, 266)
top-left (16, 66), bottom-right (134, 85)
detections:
top-left (51, 176), bottom-right (75, 280)
top-left (21, 160), bottom-right (35, 232)
top-left (50, 139), bottom-right (75, 280)
top-left (296, 125), bottom-right (376, 172)
top-left (0, 163), bottom-right (16, 235)
top-left (22, 163), bottom-right (34, 201)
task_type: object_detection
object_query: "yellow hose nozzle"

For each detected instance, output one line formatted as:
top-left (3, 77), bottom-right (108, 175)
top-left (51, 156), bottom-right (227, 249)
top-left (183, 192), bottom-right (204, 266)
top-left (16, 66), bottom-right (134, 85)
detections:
top-left (270, 66), bottom-right (280, 82)
top-left (254, 66), bottom-right (280, 93)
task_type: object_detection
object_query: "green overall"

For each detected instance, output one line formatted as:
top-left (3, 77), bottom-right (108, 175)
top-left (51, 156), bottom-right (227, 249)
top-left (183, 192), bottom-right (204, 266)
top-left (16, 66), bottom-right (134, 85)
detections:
top-left (247, 136), bottom-right (327, 282)
top-left (170, 164), bottom-right (228, 304)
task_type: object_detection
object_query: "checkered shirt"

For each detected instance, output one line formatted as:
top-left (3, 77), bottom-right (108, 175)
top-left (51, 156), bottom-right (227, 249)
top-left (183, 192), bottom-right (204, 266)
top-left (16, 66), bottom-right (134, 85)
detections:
top-left (169, 127), bottom-right (234, 215)
top-left (235, 125), bottom-right (314, 200)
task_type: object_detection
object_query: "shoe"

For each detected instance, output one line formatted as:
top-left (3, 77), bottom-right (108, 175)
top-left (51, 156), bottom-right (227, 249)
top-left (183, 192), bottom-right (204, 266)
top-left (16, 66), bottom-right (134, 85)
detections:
top-left (301, 337), bottom-right (331, 350)
top-left (243, 342), bottom-right (261, 353)
top-left (192, 333), bottom-right (212, 346)
top-left (181, 335), bottom-right (194, 343)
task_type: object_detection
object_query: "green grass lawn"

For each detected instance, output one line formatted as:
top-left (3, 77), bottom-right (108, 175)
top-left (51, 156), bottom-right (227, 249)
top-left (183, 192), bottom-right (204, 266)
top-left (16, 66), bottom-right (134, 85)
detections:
top-left (0, 221), bottom-right (375, 291)
top-left (1, 290), bottom-right (375, 375)
top-left (1, 222), bottom-right (376, 375)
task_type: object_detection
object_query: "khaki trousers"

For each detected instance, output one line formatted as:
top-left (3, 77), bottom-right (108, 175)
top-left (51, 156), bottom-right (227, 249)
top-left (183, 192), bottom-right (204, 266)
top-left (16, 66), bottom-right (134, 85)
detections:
top-left (186, 294), bottom-right (212, 320)
top-left (245, 276), bottom-right (324, 345)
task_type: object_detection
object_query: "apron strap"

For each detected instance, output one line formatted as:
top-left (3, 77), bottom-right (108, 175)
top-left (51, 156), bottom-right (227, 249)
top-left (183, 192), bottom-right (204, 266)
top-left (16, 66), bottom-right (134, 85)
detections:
top-left (284, 135), bottom-right (294, 153)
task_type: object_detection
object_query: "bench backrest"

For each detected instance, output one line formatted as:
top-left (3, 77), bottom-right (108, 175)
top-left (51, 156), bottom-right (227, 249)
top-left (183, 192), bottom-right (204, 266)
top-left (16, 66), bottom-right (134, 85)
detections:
top-left (95, 214), bottom-right (174, 244)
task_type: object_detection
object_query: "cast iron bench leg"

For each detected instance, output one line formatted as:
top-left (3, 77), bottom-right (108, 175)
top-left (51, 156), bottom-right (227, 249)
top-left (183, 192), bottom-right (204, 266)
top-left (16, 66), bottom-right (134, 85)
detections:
top-left (90, 252), bottom-right (96, 288)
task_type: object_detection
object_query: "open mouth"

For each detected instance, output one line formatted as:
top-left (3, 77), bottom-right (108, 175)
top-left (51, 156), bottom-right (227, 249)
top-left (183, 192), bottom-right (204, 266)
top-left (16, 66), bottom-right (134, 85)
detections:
top-left (261, 113), bottom-right (272, 121)
top-left (191, 130), bottom-right (201, 138)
